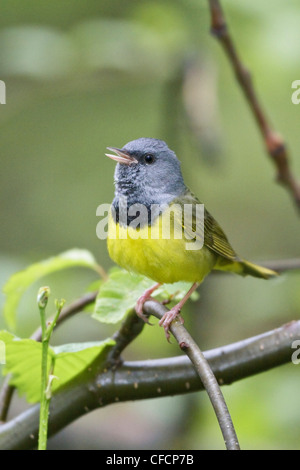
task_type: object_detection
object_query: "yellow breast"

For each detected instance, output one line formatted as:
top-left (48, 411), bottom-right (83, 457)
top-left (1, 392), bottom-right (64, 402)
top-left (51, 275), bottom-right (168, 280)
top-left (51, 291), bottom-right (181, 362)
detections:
top-left (107, 205), bottom-right (216, 284)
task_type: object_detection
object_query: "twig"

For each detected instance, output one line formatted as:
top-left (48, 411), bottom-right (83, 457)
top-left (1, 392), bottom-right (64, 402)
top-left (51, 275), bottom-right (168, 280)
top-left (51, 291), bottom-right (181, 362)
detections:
top-left (1, 253), bottom-right (299, 424)
top-left (207, 0), bottom-right (300, 210)
top-left (108, 310), bottom-right (145, 363)
top-left (0, 319), bottom-right (299, 450)
top-left (2, 254), bottom-right (299, 423)
top-left (37, 289), bottom-right (64, 450)
top-left (37, 287), bottom-right (51, 451)
top-left (31, 291), bottom-right (98, 342)
top-left (0, 291), bottom-right (98, 423)
top-left (144, 300), bottom-right (240, 450)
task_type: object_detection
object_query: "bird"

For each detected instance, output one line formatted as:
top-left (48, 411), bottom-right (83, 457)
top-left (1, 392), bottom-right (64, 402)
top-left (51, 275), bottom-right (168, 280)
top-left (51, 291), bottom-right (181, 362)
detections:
top-left (105, 137), bottom-right (277, 340)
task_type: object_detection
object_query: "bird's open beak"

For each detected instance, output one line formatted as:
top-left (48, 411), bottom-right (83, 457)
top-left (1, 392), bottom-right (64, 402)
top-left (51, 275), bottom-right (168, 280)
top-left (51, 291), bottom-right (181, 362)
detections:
top-left (105, 147), bottom-right (138, 165)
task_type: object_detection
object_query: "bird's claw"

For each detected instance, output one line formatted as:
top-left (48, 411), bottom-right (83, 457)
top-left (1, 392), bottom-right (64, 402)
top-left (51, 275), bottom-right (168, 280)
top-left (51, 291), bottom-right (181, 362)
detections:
top-left (159, 308), bottom-right (184, 341)
top-left (135, 296), bottom-right (154, 325)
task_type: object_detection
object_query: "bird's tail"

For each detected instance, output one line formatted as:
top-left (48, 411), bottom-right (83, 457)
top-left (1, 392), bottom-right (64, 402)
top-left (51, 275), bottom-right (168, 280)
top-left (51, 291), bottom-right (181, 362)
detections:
top-left (239, 260), bottom-right (278, 279)
top-left (214, 258), bottom-right (278, 279)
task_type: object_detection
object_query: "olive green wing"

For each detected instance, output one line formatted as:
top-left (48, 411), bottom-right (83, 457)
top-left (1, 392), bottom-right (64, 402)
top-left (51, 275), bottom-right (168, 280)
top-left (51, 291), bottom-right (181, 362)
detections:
top-left (171, 189), bottom-right (277, 279)
top-left (172, 189), bottom-right (240, 262)
top-left (203, 206), bottom-right (240, 261)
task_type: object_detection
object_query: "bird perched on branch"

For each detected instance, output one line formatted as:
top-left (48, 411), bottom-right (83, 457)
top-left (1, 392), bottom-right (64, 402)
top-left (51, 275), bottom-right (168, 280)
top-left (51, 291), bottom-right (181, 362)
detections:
top-left (106, 138), bottom-right (277, 340)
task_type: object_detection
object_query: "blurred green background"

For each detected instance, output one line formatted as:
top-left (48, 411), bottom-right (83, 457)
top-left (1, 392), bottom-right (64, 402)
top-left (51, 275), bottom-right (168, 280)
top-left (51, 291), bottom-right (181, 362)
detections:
top-left (1, 0), bottom-right (300, 450)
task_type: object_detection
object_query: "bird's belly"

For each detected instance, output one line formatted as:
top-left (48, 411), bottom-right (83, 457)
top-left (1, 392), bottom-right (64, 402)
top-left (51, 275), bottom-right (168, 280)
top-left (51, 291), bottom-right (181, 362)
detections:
top-left (107, 212), bottom-right (216, 284)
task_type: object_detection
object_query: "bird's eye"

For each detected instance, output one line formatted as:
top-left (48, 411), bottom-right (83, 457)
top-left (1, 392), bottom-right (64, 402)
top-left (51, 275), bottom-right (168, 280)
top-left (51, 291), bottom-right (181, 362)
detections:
top-left (144, 154), bottom-right (155, 164)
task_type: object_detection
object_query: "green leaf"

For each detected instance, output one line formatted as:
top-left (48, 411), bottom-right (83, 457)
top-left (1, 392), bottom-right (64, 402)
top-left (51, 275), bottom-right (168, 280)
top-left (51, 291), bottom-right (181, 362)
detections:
top-left (0, 330), bottom-right (115, 403)
top-left (156, 281), bottom-right (199, 302)
top-left (93, 269), bottom-right (154, 324)
top-left (92, 268), bottom-right (198, 325)
top-left (3, 249), bottom-right (100, 330)
top-left (83, 279), bottom-right (103, 313)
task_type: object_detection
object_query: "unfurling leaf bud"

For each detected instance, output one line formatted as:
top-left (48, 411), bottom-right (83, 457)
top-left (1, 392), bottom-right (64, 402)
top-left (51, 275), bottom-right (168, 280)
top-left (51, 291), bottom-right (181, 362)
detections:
top-left (37, 286), bottom-right (51, 309)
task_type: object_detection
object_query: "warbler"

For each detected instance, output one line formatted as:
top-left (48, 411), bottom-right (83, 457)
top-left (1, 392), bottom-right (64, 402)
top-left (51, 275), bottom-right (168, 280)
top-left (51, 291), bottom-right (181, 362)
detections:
top-left (106, 138), bottom-right (277, 339)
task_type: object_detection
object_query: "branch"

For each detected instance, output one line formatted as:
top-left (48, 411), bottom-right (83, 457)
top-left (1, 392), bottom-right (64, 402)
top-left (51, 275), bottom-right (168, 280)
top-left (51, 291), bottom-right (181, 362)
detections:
top-left (1, 318), bottom-right (299, 450)
top-left (1, 255), bottom-right (299, 424)
top-left (207, 0), bottom-right (300, 211)
top-left (144, 300), bottom-right (240, 450)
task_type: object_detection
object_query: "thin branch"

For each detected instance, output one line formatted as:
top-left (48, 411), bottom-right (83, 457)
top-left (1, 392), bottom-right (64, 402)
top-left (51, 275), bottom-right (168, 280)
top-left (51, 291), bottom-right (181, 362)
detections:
top-left (1, 255), bottom-right (299, 423)
top-left (144, 300), bottom-right (240, 450)
top-left (31, 291), bottom-right (98, 342)
top-left (0, 319), bottom-right (299, 450)
top-left (1, 254), bottom-right (299, 423)
top-left (108, 311), bottom-right (145, 363)
top-left (0, 385), bottom-right (13, 426)
top-left (0, 291), bottom-right (98, 423)
top-left (207, 0), bottom-right (300, 211)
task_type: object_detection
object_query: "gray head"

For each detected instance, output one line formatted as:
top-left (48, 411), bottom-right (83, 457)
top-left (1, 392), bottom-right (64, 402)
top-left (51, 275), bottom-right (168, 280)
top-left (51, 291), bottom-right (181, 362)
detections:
top-left (106, 138), bottom-right (186, 206)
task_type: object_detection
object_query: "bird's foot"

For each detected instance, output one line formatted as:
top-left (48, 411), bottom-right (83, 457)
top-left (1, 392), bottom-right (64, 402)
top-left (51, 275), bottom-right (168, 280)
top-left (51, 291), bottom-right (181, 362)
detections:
top-left (135, 295), bottom-right (154, 324)
top-left (159, 306), bottom-right (184, 341)
top-left (135, 283), bottom-right (161, 324)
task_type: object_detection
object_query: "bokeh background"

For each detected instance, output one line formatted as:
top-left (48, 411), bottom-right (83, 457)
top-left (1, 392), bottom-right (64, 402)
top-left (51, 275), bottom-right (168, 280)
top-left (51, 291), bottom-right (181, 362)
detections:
top-left (1, 0), bottom-right (300, 450)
